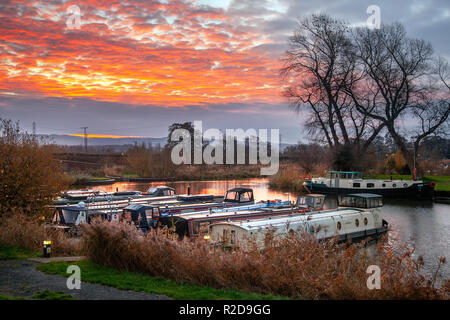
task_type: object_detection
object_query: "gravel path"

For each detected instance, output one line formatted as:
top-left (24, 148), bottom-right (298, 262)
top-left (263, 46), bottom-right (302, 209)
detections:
top-left (0, 260), bottom-right (171, 300)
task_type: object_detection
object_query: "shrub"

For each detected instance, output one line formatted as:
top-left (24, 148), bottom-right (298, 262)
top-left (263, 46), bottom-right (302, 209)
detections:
top-left (0, 119), bottom-right (67, 217)
top-left (81, 219), bottom-right (449, 299)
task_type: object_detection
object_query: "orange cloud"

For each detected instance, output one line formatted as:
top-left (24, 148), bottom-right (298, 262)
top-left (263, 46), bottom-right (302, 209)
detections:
top-left (67, 134), bottom-right (144, 139)
top-left (0, 0), bottom-right (285, 107)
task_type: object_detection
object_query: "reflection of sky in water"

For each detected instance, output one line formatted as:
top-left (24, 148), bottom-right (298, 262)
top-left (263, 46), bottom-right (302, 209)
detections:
top-left (79, 178), bottom-right (450, 279)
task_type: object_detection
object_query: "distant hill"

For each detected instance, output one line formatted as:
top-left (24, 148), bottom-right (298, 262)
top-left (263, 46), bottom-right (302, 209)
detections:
top-left (41, 134), bottom-right (167, 147)
top-left (39, 134), bottom-right (293, 152)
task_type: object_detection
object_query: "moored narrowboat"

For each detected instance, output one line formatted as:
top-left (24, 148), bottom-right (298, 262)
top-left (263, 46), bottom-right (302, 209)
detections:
top-left (303, 171), bottom-right (435, 199)
top-left (209, 193), bottom-right (388, 250)
top-left (158, 194), bottom-right (327, 238)
top-left (122, 187), bottom-right (256, 230)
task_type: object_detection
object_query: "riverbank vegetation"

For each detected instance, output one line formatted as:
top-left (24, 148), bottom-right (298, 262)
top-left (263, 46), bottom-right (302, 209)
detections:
top-left (0, 119), bottom-right (67, 217)
top-left (0, 212), bottom-right (81, 256)
top-left (77, 219), bottom-right (449, 300)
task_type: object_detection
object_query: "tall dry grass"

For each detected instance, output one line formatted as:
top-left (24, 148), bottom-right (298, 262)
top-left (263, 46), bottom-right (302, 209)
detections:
top-left (81, 219), bottom-right (449, 299)
top-left (269, 165), bottom-right (304, 192)
top-left (0, 212), bottom-right (82, 256)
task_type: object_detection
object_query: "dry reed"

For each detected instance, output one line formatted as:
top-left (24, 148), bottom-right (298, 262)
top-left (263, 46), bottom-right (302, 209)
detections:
top-left (81, 219), bottom-right (449, 299)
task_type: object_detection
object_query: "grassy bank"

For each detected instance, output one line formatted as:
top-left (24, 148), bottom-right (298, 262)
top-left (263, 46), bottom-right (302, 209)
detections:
top-left (37, 260), bottom-right (286, 300)
top-left (0, 294), bottom-right (25, 300)
top-left (0, 245), bottom-right (41, 260)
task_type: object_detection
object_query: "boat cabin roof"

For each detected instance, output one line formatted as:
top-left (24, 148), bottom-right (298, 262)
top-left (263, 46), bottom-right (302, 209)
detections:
top-left (166, 203), bottom-right (291, 221)
top-left (327, 171), bottom-right (362, 174)
top-left (216, 208), bottom-right (364, 231)
top-left (227, 187), bottom-right (253, 193)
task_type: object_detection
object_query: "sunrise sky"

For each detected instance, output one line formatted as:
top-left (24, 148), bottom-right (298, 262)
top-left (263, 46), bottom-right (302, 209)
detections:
top-left (0, 0), bottom-right (449, 143)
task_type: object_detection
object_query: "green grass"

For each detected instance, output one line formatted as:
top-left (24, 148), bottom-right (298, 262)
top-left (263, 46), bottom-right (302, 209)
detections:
top-left (32, 290), bottom-right (74, 300)
top-left (37, 260), bottom-right (289, 300)
top-left (365, 174), bottom-right (450, 191)
top-left (121, 173), bottom-right (139, 178)
top-left (0, 245), bottom-right (41, 260)
top-left (0, 294), bottom-right (26, 300)
top-left (424, 176), bottom-right (450, 192)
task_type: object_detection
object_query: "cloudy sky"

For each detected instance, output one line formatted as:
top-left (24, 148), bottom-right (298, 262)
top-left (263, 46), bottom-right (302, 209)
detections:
top-left (0, 0), bottom-right (449, 143)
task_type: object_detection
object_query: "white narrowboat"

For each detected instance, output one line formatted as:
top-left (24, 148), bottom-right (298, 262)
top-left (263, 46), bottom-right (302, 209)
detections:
top-left (303, 171), bottom-right (435, 199)
top-left (209, 194), bottom-right (388, 250)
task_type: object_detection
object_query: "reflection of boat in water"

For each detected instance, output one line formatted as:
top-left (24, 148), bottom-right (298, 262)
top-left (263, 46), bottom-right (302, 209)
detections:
top-left (303, 171), bottom-right (435, 199)
top-left (209, 193), bottom-right (388, 250)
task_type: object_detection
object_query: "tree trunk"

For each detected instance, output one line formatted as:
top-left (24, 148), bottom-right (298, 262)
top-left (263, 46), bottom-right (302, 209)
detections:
top-left (386, 124), bottom-right (422, 177)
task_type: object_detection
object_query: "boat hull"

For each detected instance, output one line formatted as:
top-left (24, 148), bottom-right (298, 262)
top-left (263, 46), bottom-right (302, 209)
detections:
top-left (304, 182), bottom-right (434, 199)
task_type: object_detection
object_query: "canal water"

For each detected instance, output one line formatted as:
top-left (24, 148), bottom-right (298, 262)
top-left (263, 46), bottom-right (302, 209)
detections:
top-left (91, 178), bottom-right (450, 279)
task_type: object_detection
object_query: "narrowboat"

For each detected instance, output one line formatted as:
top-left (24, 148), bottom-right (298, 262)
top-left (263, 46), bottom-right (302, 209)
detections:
top-left (125, 194), bottom-right (326, 236)
top-left (209, 193), bottom-right (388, 250)
top-left (50, 202), bottom-right (122, 235)
top-left (143, 186), bottom-right (176, 196)
top-left (53, 186), bottom-right (176, 206)
top-left (50, 191), bottom-right (224, 228)
top-left (303, 171), bottom-right (435, 199)
top-left (122, 187), bottom-right (256, 230)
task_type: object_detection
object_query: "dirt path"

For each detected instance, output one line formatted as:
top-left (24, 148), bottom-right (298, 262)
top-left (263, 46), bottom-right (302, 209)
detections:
top-left (0, 260), bottom-right (171, 300)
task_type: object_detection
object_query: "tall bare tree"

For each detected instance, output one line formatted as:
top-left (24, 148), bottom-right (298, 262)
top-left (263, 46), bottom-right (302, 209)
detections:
top-left (349, 23), bottom-right (450, 175)
top-left (281, 14), bottom-right (384, 156)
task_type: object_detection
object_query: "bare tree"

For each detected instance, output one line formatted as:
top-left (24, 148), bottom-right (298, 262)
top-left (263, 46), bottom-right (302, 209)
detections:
top-left (281, 14), bottom-right (384, 155)
top-left (349, 23), bottom-right (450, 175)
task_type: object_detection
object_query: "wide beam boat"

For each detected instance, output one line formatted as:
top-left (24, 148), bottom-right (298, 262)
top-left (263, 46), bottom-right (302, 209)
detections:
top-left (303, 171), bottom-right (435, 199)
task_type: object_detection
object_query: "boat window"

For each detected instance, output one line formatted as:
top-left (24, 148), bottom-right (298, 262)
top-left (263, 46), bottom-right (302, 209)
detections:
top-left (382, 183), bottom-right (386, 187)
top-left (225, 191), bottom-right (239, 201)
top-left (52, 211), bottom-right (60, 223)
top-left (163, 189), bottom-right (170, 195)
top-left (355, 219), bottom-right (360, 227)
top-left (393, 183), bottom-right (397, 188)
top-left (198, 222), bottom-right (210, 235)
top-left (353, 183), bottom-right (360, 188)
top-left (337, 221), bottom-right (342, 230)
top-left (61, 209), bottom-right (79, 225)
top-left (403, 183), bottom-right (408, 188)
top-left (230, 230), bottom-right (236, 244)
top-left (153, 208), bottom-right (160, 218)
top-left (297, 196), bottom-right (306, 205)
top-left (147, 188), bottom-right (158, 195)
top-left (340, 173), bottom-right (346, 179)
top-left (364, 217), bottom-right (368, 226)
top-left (222, 229), bottom-right (230, 243)
top-left (145, 209), bottom-right (153, 220)
top-left (367, 183), bottom-right (374, 188)
top-left (239, 192), bottom-right (252, 202)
